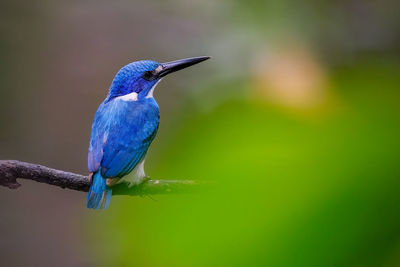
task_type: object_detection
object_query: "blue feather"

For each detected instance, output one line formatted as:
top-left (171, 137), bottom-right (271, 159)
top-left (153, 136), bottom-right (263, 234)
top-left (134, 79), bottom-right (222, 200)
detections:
top-left (89, 98), bottom-right (159, 174)
top-left (86, 57), bottom-right (209, 209)
top-left (87, 89), bottom-right (159, 208)
top-left (87, 172), bottom-right (112, 209)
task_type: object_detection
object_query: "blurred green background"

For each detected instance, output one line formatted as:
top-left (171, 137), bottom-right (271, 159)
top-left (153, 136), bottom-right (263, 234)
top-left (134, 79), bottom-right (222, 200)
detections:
top-left (1, 0), bottom-right (399, 266)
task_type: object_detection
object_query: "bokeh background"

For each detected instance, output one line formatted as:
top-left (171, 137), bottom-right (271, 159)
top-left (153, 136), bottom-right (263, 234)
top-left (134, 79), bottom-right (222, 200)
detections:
top-left (1, 0), bottom-right (400, 266)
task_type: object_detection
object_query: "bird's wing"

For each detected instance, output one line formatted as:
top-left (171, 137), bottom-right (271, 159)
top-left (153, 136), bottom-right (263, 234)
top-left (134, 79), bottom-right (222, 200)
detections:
top-left (88, 99), bottom-right (159, 178)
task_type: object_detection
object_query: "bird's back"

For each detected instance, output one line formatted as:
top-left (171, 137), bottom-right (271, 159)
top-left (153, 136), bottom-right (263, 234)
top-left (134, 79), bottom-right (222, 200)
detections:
top-left (88, 97), bottom-right (160, 178)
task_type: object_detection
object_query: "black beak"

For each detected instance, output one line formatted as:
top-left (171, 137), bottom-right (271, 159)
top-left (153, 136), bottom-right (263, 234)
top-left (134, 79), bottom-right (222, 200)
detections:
top-left (157, 56), bottom-right (210, 78)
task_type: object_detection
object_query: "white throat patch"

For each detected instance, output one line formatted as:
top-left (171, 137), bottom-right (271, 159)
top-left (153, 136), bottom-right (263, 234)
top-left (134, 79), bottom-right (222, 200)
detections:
top-left (115, 79), bottom-right (162, 101)
top-left (116, 92), bottom-right (138, 101)
top-left (146, 79), bottom-right (162, 99)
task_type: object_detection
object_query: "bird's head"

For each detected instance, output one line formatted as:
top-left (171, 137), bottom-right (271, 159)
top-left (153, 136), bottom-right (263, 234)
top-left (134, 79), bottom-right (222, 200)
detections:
top-left (106, 56), bottom-right (210, 101)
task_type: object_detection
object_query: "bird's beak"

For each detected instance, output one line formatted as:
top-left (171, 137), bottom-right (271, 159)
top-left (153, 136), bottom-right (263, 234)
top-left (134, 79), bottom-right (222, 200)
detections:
top-left (157, 56), bottom-right (210, 78)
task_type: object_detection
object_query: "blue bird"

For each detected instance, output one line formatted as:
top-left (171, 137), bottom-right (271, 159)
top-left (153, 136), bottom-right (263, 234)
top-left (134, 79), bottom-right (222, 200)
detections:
top-left (87, 56), bottom-right (210, 209)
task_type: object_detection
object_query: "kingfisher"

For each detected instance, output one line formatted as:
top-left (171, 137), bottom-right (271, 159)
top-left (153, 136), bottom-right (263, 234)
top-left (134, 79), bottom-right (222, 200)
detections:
top-left (86, 56), bottom-right (210, 209)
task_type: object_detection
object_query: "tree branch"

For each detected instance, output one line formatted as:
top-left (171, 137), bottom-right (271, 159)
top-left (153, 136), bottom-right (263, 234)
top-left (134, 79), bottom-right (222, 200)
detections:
top-left (0, 160), bottom-right (201, 196)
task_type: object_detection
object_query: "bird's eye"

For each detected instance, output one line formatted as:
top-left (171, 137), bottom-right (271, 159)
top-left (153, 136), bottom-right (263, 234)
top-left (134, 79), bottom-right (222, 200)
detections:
top-left (143, 71), bottom-right (155, 81)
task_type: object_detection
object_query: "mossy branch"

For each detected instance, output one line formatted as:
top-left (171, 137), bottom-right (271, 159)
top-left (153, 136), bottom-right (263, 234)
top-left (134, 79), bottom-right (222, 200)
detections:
top-left (0, 160), bottom-right (201, 196)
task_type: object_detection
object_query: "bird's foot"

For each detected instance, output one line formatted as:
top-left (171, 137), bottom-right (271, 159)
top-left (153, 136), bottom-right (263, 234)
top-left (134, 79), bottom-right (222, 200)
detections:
top-left (88, 173), bottom-right (93, 184)
top-left (125, 176), bottom-right (148, 188)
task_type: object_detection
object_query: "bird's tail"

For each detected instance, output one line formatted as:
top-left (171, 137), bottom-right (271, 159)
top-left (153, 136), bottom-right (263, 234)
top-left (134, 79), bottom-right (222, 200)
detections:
top-left (86, 172), bottom-right (112, 209)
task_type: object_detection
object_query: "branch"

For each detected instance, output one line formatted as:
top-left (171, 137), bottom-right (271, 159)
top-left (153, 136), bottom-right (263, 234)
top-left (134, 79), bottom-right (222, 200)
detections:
top-left (0, 160), bottom-right (202, 196)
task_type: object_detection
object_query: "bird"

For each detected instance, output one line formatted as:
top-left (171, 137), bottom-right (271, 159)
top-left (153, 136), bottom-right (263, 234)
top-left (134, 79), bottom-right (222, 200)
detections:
top-left (86, 56), bottom-right (210, 209)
